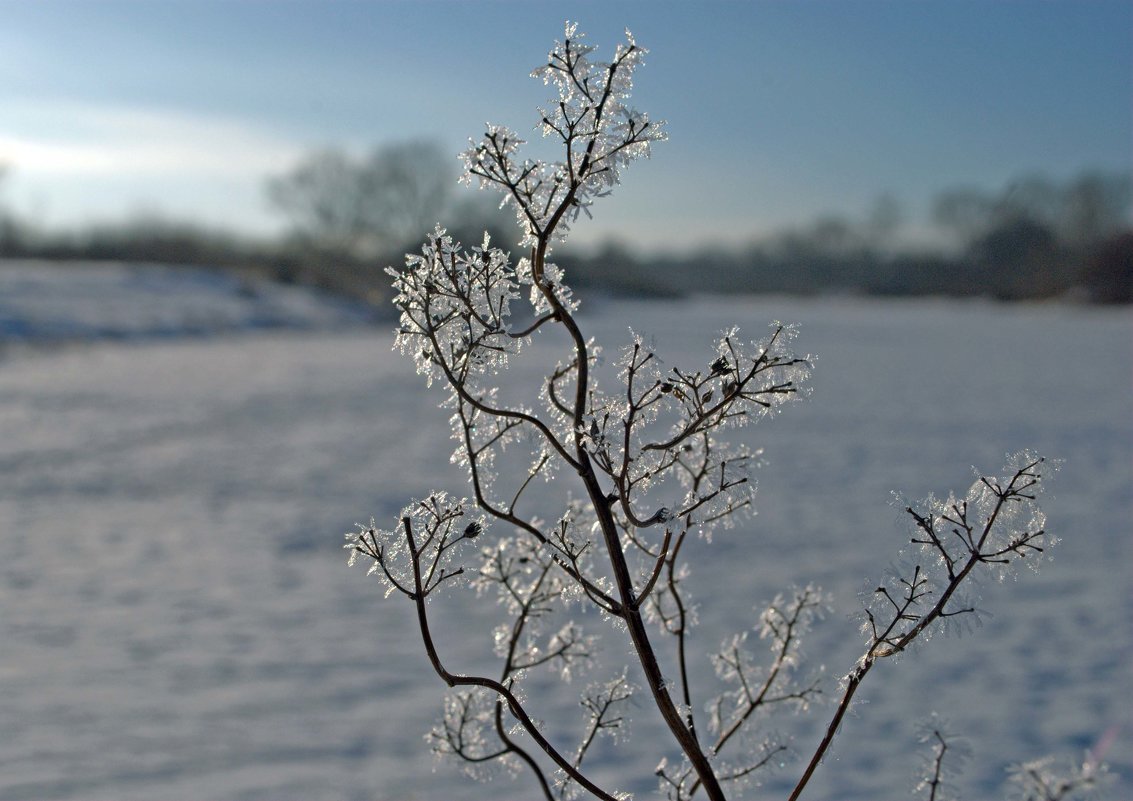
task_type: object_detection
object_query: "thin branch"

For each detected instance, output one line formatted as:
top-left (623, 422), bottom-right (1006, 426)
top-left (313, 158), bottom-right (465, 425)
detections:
top-left (634, 528), bottom-right (672, 608)
top-left (402, 516), bottom-right (618, 801)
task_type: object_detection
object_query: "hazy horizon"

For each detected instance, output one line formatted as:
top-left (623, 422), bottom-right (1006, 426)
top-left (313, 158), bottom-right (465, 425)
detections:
top-left (1, 0), bottom-right (1130, 251)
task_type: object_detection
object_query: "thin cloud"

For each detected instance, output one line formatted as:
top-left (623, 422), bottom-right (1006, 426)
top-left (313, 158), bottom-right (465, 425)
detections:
top-left (1, 100), bottom-right (304, 178)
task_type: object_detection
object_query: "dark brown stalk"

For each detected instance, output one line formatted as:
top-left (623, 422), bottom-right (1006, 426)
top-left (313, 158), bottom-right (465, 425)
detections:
top-left (402, 517), bottom-right (617, 801)
top-left (790, 463), bottom-right (1041, 800)
top-left (787, 658), bottom-right (872, 801)
top-left (529, 224), bottom-right (726, 799)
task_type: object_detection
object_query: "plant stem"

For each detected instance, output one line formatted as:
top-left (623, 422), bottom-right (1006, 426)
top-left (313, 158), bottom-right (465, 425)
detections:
top-left (403, 517), bottom-right (618, 801)
top-left (529, 226), bottom-right (727, 800)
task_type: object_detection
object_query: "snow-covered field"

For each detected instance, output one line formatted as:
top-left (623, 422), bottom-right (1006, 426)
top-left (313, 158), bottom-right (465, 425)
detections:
top-left (1, 262), bottom-right (1129, 800)
top-left (0, 261), bottom-right (377, 344)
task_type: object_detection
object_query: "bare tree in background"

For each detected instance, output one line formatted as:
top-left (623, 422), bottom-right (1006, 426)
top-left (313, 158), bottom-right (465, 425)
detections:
top-left (932, 173), bottom-right (1131, 252)
top-left (266, 140), bottom-right (452, 258)
top-left (0, 164), bottom-right (18, 253)
top-left (344, 23), bottom-right (1107, 801)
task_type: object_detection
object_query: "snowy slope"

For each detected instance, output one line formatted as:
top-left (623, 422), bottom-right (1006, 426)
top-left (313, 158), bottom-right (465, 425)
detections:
top-left (0, 260), bottom-right (379, 343)
top-left (0, 274), bottom-right (1129, 800)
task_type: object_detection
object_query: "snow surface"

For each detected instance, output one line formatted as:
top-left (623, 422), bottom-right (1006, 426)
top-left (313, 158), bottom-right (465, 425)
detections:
top-left (0, 261), bottom-right (377, 344)
top-left (0, 265), bottom-right (1129, 800)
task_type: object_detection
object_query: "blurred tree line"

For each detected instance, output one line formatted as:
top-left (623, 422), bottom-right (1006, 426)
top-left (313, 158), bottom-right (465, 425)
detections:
top-left (0, 146), bottom-right (1129, 304)
top-left (558, 172), bottom-right (1130, 303)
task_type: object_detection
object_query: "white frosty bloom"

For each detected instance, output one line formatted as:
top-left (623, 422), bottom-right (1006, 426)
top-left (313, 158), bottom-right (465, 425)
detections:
top-left (388, 228), bottom-right (522, 388)
top-left (345, 492), bottom-right (480, 599)
top-left (461, 22), bottom-right (667, 247)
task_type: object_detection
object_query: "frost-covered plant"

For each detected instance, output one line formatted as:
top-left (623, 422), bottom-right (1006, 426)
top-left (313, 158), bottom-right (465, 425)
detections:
top-left (912, 714), bottom-right (971, 801)
top-left (345, 23), bottom-right (1086, 801)
top-left (1006, 753), bottom-right (1112, 801)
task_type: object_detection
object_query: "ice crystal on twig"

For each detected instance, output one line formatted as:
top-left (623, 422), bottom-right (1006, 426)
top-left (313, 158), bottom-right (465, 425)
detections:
top-left (912, 714), bottom-right (970, 801)
top-left (347, 20), bottom-right (1072, 801)
top-left (1006, 753), bottom-right (1112, 801)
top-left (345, 492), bottom-right (478, 600)
top-left (462, 23), bottom-right (666, 248)
top-left (862, 452), bottom-right (1054, 660)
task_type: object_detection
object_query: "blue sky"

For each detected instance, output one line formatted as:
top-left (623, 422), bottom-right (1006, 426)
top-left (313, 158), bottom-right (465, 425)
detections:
top-left (1, 0), bottom-right (1130, 251)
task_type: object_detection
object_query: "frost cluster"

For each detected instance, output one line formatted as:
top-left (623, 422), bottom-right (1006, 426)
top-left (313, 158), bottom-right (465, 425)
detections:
top-left (910, 714), bottom-right (971, 801)
top-left (862, 452), bottom-right (1054, 656)
top-left (346, 19), bottom-right (1069, 801)
top-left (709, 586), bottom-right (828, 737)
top-left (389, 229), bottom-right (522, 388)
top-left (1006, 753), bottom-right (1112, 801)
top-left (461, 23), bottom-right (667, 247)
top-left (345, 492), bottom-right (480, 600)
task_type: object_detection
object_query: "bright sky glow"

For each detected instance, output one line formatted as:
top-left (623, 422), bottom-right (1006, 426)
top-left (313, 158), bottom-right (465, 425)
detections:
top-left (0, 0), bottom-right (1129, 250)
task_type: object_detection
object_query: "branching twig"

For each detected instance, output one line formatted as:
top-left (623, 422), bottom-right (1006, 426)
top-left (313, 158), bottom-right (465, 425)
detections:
top-left (350, 22), bottom-right (1064, 801)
